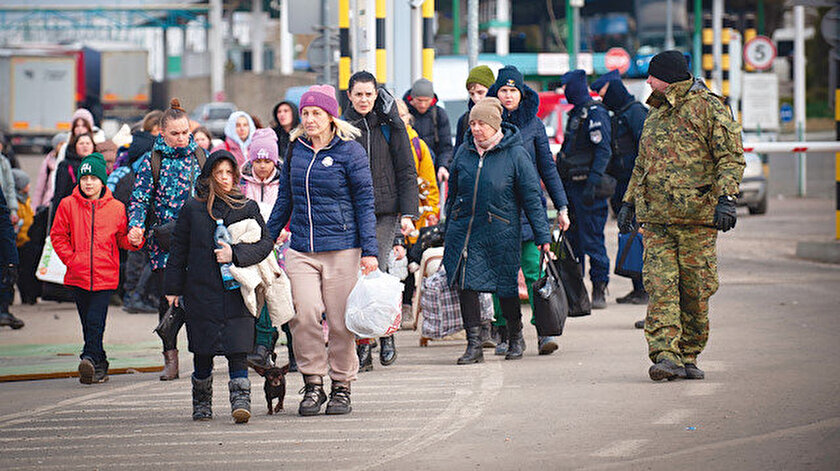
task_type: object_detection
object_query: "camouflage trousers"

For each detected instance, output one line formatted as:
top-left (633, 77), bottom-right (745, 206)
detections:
top-left (642, 223), bottom-right (719, 365)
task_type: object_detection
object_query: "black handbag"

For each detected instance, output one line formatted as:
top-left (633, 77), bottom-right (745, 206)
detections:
top-left (154, 302), bottom-right (185, 345)
top-left (594, 174), bottom-right (617, 199)
top-left (553, 232), bottom-right (592, 317)
top-left (531, 250), bottom-right (569, 337)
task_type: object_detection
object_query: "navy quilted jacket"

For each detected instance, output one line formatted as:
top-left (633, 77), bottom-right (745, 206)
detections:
top-left (442, 123), bottom-right (550, 298)
top-left (266, 135), bottom-right (378, 258)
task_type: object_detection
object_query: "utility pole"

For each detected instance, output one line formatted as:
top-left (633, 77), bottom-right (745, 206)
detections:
top-left (452, 0), bottom-right (460, 54)
top-left (252, 0), bottom-right (264, 73)
top-left (210, 0), bottom-right (224, 101)
top-left (467, 0), bottom-right (478, 70)
top-left (279, 0), bottom-right (293, 75)
top-left (693, 0), bottom-right (702, 77)
top-left (794, 5), bottom-right (807, 196)
top-left (712, 0), bottom-right (723, 94)
top-left (665, 0), bottom-right (674, 50)
top-left (494, 0), bottom-right (509, 56)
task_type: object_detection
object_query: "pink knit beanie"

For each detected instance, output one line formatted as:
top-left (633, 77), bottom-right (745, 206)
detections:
top-left (248, 128), bottom-right (279, 163)
top-left (299, 84), bottom-right (339, 118)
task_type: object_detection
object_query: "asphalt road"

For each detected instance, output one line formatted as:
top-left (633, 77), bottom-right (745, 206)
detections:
top-left (1, 160), bottom-right (838, 470)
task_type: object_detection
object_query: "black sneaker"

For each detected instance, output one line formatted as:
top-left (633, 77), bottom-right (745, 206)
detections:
top-left (0, 312), bottom-right (24, 329)
top-left (684, 363), bottom-right (705, 380)
top-left (298, 383), bottom-right (327, 416)
top-left (93, 360), bottom-right (109, 383)
top-left (648, 359), bottom-right (687, 381)
top-left (617, 290), bottom-right (649, 305)
top-left (324, 384), bottom-right (352, 415)
top-left (78, 358), bottom-right (95, 384)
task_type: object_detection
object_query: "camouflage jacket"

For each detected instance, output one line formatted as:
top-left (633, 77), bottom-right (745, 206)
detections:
top-left (624, 78), bottom-right (745, 226)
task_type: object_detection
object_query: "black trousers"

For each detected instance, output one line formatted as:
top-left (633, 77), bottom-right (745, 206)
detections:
top-left (458, 289), bottom-right (521, 331)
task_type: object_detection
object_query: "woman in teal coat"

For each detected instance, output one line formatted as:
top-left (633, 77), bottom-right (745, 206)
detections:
top-left (443, 98), bottom-right (551, 365)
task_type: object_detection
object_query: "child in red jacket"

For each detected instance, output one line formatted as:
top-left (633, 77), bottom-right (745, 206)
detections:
top-left (50, 153), bottom-right (143, 384)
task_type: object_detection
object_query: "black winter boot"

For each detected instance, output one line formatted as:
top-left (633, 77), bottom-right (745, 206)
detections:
top-left (648, 359), bottom-right (687, 381)
top-left (357, 343), bottom-right (373, 372)
top-left (78, 357), bottom-right (95, 384)
top-left (457, 326), bottom-right (484, 365)
top-left (298, 376), bottom-right (327, 416)
top-left (192, 375), bottom-right (213, 421)
top-left (228, 377), bottom-right (251, 424)
top-left (479, 320), bottom-right (495, 348)
top-left (325, 382), bottom-right (352, 415)
top-left (494, 325), bottom-right (508, 356)
top-left (379, 335), bottom-right (397, 366)
top-left (0, 311), bottom-right (24, 329)
top-left (684, 363), bottom-right (705, 380)
top-left (505, 326), bottom-right (525, 360)
top-left (591, 282), bottom-right (608, 310)
top-left (247, 345), bottom-right (275, 371)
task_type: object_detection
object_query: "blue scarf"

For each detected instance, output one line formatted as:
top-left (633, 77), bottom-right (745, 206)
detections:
top-left (153, 134), bottom-right (198, 159)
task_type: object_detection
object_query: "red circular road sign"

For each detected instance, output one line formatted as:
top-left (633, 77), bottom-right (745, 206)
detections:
top-left (604, 47), bottom-right (631, 74)
top-left (743, 36), bottom-right (777, 70)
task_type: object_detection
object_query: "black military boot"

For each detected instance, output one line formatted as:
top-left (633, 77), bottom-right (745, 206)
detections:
top-left (357, 342), bottom-right (373, 372)
top-left (648, 359), bottom-right (687, 381)
top-left (192, 375), bottom-right (213, 421)
top-left (591, 282), bottom-right (607, 309)
top-left (505, 326), bottom-right (525, 360)
top-left (379, 335), bottom-right (397, 366)
top-left (457, 326), bottom-right (484, 365)
top-left (228, 377), bottom-right (251, 424)
top-left (298, 376), bottom-right (327, 416)
top-left (616, 290), bottom-right (649, 305)
top-left (325, 382), bottom-right (352, 415)
top-left (684, 363), bottom-right (705, 380)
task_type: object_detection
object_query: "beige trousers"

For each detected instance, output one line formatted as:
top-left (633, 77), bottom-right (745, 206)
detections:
top-left (286, 248), bottom-right (361, 383)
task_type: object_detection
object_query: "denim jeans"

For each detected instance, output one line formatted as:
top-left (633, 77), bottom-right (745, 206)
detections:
top-left (72, 287), bottom-right (112, 364)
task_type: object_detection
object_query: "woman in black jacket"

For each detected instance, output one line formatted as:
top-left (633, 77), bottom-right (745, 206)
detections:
top-left (271, 100), bottom-right (300, 161)
top-left (51, 132), bottom-right (95, 223)
top-left (164, 150), bottom-right (274, 424)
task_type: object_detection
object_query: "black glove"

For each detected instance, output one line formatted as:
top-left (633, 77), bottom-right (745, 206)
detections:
top-left (2, 264), bottom-right (18, 287)
top-left (617, 203), bottom-right (636, 234)
top-left (714, 195), bottom-right (737, 232)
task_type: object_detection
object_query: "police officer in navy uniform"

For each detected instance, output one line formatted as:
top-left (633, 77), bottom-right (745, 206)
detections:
top-left (557, 69), bottom-right (612, 309)
top-left (590, 69), bottom-right (649, 310)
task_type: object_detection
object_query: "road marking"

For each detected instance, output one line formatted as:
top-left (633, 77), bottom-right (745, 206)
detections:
top-left (0, 382), bottom-right (151, 428)
top-left (653, 409), bottom-right (695, 425)
top-left (582, 417), bottom-right (840, 470)
top-left (1, 436), bottom-right (400, 453)
top-left (0, 424), bottom-right (417, 434)
top-left (591, 439), bottom-right (649, 457)
top-left (682, 382), bottom-right (723, 396)
top-left (3, 456), bottom-right (351, 471)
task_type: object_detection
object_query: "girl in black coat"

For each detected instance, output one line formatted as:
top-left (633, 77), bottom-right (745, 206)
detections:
top-left (165, 150), bottom-right (274, 424)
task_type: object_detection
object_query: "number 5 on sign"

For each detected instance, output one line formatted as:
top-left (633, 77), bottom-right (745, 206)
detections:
top-left (743, 36), bottom-right (776, 71)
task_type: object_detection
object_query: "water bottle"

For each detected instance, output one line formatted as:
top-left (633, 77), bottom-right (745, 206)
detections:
top-left (215, 219), bottom-right (240, 290)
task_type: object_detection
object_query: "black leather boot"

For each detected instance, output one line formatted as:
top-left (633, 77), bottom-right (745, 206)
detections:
top-left (505, 326), bottom-right (525, 360)
top-left (357, 343), bottom-right (373, 372)
top-left (325, 382), bottom-right (352, 415)
top-left (192, 375), bottom-right (213, 421)
top-left (457, 326), bottom-right (484, 365)
top-left (379, 335), bottom-right (397, 366)
top-left (591, 282), bottom-right (607, 310)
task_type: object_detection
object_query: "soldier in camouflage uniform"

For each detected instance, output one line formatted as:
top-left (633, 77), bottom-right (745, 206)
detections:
top-left (617, 51), bottom-right (744, 381)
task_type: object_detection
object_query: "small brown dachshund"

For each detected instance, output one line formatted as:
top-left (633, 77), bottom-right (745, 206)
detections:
top-left (254, 363), bottom-right (289, 415)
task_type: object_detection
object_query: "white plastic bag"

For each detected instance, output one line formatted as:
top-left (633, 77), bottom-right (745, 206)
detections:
top-left (345, 269), bottom-right (404, 338)
top-left (36, 236), bottom-right (67, 284)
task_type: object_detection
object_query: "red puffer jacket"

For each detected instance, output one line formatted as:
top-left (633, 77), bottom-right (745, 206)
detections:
top-left (50, 187), bottom-right (142, 291)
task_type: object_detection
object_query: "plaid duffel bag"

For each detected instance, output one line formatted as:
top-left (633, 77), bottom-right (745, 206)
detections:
top-left (420, 266), bottom-right (493, 339)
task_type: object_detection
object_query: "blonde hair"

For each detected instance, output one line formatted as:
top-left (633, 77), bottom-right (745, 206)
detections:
top-left (289, 115), bottom-right (361, 142)
top-left (395, 100), bottom-right (414, 126)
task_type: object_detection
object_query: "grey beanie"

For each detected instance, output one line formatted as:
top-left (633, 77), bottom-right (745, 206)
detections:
top-left (411, 78), bottom-right (435, 98)
top-left (12, 168), bottom-right (30, 193)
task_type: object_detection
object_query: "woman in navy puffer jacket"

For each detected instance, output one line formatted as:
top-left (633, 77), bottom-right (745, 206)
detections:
top-left (267, 85), bottom-right (377, 418)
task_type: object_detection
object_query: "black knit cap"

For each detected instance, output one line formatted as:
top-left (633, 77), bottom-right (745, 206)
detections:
top-left (648, 50), bottom-right (691, 84)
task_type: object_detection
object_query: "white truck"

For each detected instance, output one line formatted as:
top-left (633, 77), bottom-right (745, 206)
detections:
top-left (0, 50), bottom-right (77, 150)
top-left (82, 45), bottom-right (151, 123)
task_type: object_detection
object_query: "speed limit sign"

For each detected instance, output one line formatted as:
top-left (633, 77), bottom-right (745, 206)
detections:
top-left (743, 36), bottom-right (776, 70)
